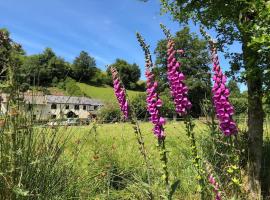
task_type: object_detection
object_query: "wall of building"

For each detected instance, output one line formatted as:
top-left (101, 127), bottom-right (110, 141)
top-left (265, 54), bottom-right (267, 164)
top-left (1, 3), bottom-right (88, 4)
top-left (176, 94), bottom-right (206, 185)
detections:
top-left (0, 102), bottom-right (101, 121)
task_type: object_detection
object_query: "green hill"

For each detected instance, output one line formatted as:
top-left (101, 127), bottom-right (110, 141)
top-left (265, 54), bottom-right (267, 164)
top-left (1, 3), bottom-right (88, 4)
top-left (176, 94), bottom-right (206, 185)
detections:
top-left (76, 83), bottom-right (143, 102)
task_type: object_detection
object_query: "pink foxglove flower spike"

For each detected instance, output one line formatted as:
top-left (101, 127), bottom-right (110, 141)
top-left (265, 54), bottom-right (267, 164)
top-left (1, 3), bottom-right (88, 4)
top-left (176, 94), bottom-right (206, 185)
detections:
top-left (210, 41), bottom-right (237, 136)
top-left (136, 33), bottom-right (166, 139)
top-left (110, 66), bottom-right (129, 120)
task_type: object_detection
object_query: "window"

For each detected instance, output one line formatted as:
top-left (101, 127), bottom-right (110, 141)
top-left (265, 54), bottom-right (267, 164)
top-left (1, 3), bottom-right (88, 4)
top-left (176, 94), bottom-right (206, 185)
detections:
top-left (74, 105), bottom-right (79, 110)
top-left (94, 105), bottom-right (99, 110)
top-left (51, 114), bottom-right (56, 119)
top-left (33, 115), bottom-right (36, 120)
top-left (65, 104), bottom-right (69, 109)
top-left (51, 104), bottom-right (57, 109)
top-left (83, 105), bottom-right (86, 110)
top-left (89, 105), bottom-right (94, 111)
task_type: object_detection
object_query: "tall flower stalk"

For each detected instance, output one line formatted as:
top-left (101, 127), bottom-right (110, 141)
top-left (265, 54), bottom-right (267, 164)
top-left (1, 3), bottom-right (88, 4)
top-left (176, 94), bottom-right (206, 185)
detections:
top-left (136, 32), bottom-right (170, 198)
top-left (209, 41), bottom-right (238, 136)
top-left (110, 66), bottom-right (153, 198)
top-left (208, 174), bottom-right (222, 200)
top-left (160, 24), bottom-right (192, 116)
top-left (161, 24), bottom-right (207, 199)
top-left (110, 66), bottom-right (128, 120)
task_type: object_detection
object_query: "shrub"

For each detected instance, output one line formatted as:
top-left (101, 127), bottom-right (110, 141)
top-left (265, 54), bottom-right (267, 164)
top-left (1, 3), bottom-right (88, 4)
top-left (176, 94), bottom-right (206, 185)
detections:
top-left (230, 97), bottom-right (248, 116)
top-left (59, 77), bottom-right (84, 96)
top-left (97, 103), bottom-right (122, 123)
top-left (130, 93), bottom-right (148, 120)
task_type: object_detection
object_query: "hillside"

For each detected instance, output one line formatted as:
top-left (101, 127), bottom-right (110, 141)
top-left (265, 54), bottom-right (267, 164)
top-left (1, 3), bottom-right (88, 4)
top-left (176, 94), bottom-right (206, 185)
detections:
top-left (76, 83), bottom-right (143, 102)
top-left (48, 83), bottom-right (143, 103)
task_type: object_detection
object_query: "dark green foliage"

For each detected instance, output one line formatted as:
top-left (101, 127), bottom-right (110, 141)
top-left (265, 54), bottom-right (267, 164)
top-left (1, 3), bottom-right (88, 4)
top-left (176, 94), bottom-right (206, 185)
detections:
top-left (160, 1), bottom-right (268, 196)
top-left (227, 79), bottom-right (241, 98)
top-left (130, 92), bottom-right (176, 120)
top-left (154, 27), bottom-right (211, 116)
top-left (71, 51), bottom-right (97, 82)
top-left (230, 97), bottom-right (248, 116)
top-left (107, 59), bottom-right (141, 90)
top-left (130, 93), bottom-right (148, 120)
top-left (90, 70), bottom-right (110, 86)
top-left (20, 48), bottom-right (70, 87)
top-left (160, 90), bottom-right (176, 118)
top-left (58, 77), bottom-right (84, 96)
top-left (97, 103), bottom-right (122, 123)
top-left (227, 80), bottom-right (247, 116)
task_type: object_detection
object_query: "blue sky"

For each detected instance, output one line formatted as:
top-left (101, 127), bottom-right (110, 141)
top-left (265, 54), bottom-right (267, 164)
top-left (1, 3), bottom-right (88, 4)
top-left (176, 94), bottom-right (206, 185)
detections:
top-left (0, 0), bottom-right (242, 84)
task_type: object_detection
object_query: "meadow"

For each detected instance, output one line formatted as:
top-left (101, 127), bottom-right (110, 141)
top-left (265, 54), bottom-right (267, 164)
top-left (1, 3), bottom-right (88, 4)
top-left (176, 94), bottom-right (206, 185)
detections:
top-left (57, 119), bottom-right (269, 199)
top-left (62, 120), bottom-right (209, 199)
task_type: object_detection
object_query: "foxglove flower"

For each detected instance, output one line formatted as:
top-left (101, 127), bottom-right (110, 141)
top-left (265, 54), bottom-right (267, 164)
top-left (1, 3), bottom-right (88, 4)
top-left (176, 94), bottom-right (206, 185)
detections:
top-left (137, 33), bottom-right (166, 139)
top-left (110, 67), bottom-right (128, 119)
top-left (209, 174), bottom-right (222, 200)
top-left (167, 39), bottom-right (192, 115)
top-left (210, 42), bottom-right (237, 136)
top-left (145, 69), bottom-right (166, 139)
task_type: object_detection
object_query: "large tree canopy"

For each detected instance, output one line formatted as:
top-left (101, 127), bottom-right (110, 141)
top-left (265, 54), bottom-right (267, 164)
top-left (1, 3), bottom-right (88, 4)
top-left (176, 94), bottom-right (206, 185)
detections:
top-left (155, 27), bottom-right (211, 117)
top-left (71, 51), bottom-right (97, 82)
top-left (21, 48), bottom-right (70, 86)
top-left (159, 0), bottom-right (269, 198)
top-left (107, 59), bottom-right (141, 90)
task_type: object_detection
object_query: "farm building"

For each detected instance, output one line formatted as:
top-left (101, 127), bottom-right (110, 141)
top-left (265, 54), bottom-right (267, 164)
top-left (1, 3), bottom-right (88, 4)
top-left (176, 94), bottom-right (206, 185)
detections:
top-left (0, 93), bottom-right (104, 120)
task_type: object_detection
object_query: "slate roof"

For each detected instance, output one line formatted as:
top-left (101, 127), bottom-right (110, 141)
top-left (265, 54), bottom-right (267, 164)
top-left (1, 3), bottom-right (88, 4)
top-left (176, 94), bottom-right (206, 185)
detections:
top-left (45, 95), bottom-right (103, 105)
top-left (0, 93), bottom-right (103, 106)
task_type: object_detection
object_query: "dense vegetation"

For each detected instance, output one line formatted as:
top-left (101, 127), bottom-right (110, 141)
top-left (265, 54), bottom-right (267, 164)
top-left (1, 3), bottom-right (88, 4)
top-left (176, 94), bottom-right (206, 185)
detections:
top-left (159, 0), bottom-right (270, 198)
top-left (0, 0), bottom-right (270, 199)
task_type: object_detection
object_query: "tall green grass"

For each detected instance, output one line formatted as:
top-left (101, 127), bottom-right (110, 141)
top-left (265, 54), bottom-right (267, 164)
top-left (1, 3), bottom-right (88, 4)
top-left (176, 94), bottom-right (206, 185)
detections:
top-left (0, 95), bottom-right (86, 199)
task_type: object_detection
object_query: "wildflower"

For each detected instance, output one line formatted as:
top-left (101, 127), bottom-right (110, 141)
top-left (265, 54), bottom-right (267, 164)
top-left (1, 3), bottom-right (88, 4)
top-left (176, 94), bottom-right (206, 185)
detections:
top-left (166, 39), bottom-right (192, 115)
top-left (145, 70), bottom-right (166, 139)
top-left (110, 66), bottom-right (128, 119)
top-left (210, 41), bottom-right (237, 136)
top-left (208, 174), bottom-right (222, 200)
top-left (137, 32), bottom-right (166, 139)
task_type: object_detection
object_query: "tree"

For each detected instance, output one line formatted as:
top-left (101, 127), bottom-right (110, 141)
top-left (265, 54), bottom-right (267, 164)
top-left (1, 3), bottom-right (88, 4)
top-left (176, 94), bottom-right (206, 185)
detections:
top-left (21, 48), bottom-right (70, 86)
top-left (107, 59), bottom-right (141, 90)
top-left (227, 79), bottom-right (241, 98)
top-left (154, 27), bottom-right (211, 117)
top-left (159, 0), bottom-right (269, 197)
top-left (72, 51), bottom-right (97, 82)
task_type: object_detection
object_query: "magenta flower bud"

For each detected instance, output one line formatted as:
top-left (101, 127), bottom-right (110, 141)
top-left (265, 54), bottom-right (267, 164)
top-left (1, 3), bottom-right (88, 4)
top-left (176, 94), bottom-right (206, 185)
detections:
top-left (210, 42), bottom-right (237, 136)
top-left (110, 67), bottom-right (128, 119)
top-left (166, 39), bottom-right (192, 116)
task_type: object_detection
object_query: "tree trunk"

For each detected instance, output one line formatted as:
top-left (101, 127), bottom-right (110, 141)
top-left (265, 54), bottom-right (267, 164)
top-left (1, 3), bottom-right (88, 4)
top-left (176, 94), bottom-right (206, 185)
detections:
top-left (243, 37), bottom-right (264, 200)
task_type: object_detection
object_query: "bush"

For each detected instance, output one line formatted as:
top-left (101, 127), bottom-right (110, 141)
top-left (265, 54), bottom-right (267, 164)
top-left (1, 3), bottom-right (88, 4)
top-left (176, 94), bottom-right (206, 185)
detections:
top-left (90, 70), bottom-right (110, 86)
top-left (230, 97), bottom-right (248, 116)
top-left (58, 77), bottom-right (84, 96)
top-left (97, 103), bottom-right (122, 123)
top-left (130, 93), bottom-right (148, 120)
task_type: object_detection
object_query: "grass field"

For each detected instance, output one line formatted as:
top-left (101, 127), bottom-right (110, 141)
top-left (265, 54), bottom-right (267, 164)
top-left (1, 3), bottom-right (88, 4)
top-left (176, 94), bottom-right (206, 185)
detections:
top-left (56, 119), bottom-right (269, 199)
top-left (77, 83), bottom-right (143, 102)
top-left (62, 121), bottom-right (207, 199)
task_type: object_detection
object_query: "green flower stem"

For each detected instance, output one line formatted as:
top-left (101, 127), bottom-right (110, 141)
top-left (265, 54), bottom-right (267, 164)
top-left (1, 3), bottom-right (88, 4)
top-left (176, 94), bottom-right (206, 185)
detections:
top-left (184, 115), bottom-right (207, 200)
top-left (158, 137), bottom-right (170, 199)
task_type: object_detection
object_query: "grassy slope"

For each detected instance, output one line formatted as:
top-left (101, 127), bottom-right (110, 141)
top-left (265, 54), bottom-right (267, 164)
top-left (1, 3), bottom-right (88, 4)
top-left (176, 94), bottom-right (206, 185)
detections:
top-left (76, 82), bottom-right (143, 102)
